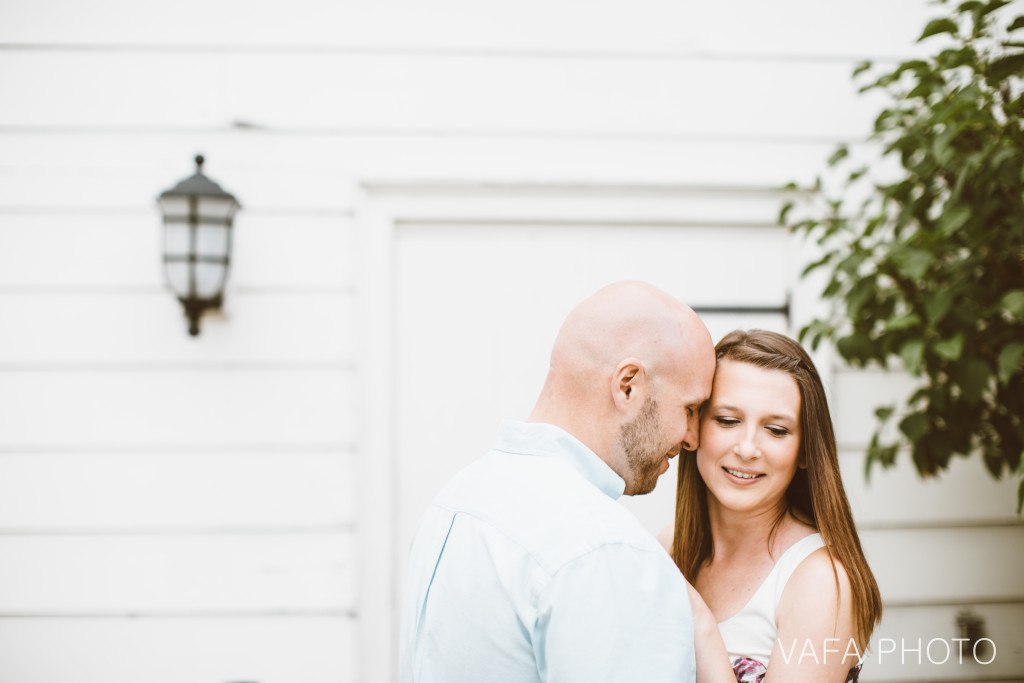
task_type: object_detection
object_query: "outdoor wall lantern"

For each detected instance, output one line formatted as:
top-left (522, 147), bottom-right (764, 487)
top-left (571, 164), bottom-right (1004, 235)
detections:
top-left (157, 155), bottom-right (241, 336)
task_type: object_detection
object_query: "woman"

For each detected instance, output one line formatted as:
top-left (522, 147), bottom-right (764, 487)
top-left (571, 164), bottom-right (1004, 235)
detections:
top-left (662, 330), bottom-right (882, 683)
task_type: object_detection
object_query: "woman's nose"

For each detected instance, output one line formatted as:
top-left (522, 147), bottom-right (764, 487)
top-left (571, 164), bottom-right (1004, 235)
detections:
top-left (733, 434), bottom-right (761, 459)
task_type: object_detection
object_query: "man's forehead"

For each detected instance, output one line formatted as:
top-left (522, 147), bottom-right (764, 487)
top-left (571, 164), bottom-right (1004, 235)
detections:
top-left (672, 382), bottom-right (711, 406)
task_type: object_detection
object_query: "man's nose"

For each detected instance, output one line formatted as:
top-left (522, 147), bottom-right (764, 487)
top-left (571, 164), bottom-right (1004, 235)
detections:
top-left (680, 414), bottom-right (700, 452)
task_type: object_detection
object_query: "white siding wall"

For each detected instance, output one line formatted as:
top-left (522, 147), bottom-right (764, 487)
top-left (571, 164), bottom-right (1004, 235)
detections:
top-left (1, 1), bottom-right (1020, 681)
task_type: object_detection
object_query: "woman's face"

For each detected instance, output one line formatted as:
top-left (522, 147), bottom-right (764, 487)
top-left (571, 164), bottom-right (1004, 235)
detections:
top-left (696, 359), bottom-right (803, 517)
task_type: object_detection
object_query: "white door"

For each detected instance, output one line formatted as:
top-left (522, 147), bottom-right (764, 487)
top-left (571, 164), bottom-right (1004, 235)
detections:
top-left (355, 182), bottom-right (793, 680)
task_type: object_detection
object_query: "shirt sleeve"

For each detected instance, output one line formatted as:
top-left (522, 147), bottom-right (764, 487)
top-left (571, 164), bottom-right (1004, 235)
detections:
top-left (533, 542), bottom-right (696, 683)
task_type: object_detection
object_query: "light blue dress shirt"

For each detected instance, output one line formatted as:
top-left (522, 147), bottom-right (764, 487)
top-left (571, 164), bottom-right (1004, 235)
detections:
top-left (399, 420), bottom-right (696, 683)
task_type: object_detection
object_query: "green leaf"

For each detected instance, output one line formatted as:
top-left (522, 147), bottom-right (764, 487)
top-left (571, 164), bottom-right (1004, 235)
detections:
top-left (932, 126), bottom-right (960, 166)
top-left (924, 289), bottom-right (954, 323)
top-left (1017, 476), bottom-right (1023, 515)
top-left (919, 18), bottom-right (960, 41)
top-left (875, 405), bottom-right (896, 421)
top-left (1002, 290), bottom-right (1024, 317)
top-left (799, 319), bottom-right (832, 350)
top-left (891, 248), bottom-right (934, 280)
top-left (936, 46), bottom-right (979, 70)
top-left (900, 339), bottom-right (926, 373)
top-left (988, 52), bottom-right (1024, 82)
top-left (933, 333), bottom-right (965, 361)
top-left (1009, 15), bottom-right (1024, 32)
top-left (977, 0), bottom-right (1010, 19)
top-left (893, 60), bottom-right (931, 78)
top-left (908, 76), bottom-right (944, 100)
top-left (900, 412), bottom-right (931, 442)
top-left (886, 311), bottom-right (923, 332)
top-left (911, 441), bottom-right (937, 476)
top-left (868, 442), bottom-right (899, 471)
top-left (778, 201), bottom-right (795, 225)
top-left (957, 0), bottom-right (983, 12)
top-left (866, 431), bottom-right (899, 475)
top-left (998, 342), bottom-right (1024, 384)
top-left (936, 206), bottom-right (971, 237)
top-left (837, 334), bottom-right (873, 363)
top-left (828, 146), bottom-right (850, 166)
top-left (801, 252), bottom-right (834, 277)
top-left (853, 60), bottom-right (873, 77)
top-left (837, 250), bottom-right (868, 276)
top-left (957, 357), bottom-right (991, 404)
top-left (984, 443), bottom-right (1003, 477)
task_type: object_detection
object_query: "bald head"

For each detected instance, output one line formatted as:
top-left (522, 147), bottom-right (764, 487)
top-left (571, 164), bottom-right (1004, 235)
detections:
top-left (529, 281), bottom-right (715, 493)
top-left (550, 281), bottom-right (708, 385)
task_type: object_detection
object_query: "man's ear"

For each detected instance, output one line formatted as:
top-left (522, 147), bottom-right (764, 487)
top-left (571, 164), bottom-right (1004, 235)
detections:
top-left (612, 358), bottom-right (645, 411)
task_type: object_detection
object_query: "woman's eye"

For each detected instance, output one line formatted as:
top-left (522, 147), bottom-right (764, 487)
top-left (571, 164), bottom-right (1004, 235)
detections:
top-left (714, 417), bottom-right (739, 426)
top-left (766, 426), bottom-right (790, 437)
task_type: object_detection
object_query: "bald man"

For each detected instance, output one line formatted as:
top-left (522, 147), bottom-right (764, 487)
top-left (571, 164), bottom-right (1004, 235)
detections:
top-left (399, 281), bottom-right (716, 683)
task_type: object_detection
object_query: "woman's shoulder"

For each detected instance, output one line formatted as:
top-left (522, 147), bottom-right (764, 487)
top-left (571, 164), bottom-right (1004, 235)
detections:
top-left (790, 545), bottom-right (850, 588)
top-left (777, 544), bottom-right (854, 620)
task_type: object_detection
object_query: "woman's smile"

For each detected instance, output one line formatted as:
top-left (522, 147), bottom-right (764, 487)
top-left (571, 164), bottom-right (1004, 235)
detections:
top-left (722, 466), bottom-right (764, 481)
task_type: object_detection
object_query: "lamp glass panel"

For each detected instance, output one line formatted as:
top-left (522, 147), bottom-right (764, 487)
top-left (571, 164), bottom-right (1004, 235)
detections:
top-left (158, 196), bottom-right (191, 220)
top-left (163, 222), bottom-right (191, 257)
top-left (198, 196), bottom-right (240, 222)
top-left (195, 262), bottom-right (227, 299)
top-left (196, 224), bottom-right (230, 259)
top-left (164, 261), bottom-right (192, 298)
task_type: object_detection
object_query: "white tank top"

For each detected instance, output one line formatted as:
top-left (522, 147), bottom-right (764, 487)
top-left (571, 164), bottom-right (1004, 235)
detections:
top-left (717, 532), bottom-right (825, 667)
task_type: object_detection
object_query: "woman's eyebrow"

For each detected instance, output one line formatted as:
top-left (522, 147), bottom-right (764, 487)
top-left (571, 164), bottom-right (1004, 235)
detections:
top-left (764, 413), bottom-right (798, 423)
top-left (709, 403), bottom-right (797, 423)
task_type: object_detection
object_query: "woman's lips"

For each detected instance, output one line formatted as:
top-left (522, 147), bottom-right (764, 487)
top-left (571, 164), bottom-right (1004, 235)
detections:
top-left (723, 466), bottom-right (765, 481)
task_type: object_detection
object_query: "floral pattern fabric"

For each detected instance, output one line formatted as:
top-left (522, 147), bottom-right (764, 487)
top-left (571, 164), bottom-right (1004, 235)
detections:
top-left (731, 657), bottom-right (861, 683)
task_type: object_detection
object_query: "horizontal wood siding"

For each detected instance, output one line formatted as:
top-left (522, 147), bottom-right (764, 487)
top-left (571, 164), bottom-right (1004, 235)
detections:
top-left (0, 213), bottom-right (355, 290)
top-left (0, 617), bottom-right (358, 683)
top-left (0, 451), bottom-right (355, 531)
top-left (0, 0), bottom-right (933, 58)
top-left (0, 370), bottom-right (352, 448)
top-left (0, 52), bottom-right (887, 139)
top-left (0, 534), bottom-right (355, 613)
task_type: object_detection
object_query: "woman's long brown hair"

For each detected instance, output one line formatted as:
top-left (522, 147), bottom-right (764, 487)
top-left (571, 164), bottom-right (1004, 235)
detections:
top-left (671, 329), bottom-right (882, 648)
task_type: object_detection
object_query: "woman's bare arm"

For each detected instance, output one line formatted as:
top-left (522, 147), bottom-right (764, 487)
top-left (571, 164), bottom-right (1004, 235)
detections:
top-left (662, 523), bottom-right (737, 683)
top-left (765, 549), bottom-right (859, 683)
top-left (687, 576), bottom-right (737, 683)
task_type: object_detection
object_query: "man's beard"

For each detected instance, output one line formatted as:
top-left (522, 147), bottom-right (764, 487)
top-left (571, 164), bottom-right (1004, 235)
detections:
top-left (619, 396), bottom-right (665, 495)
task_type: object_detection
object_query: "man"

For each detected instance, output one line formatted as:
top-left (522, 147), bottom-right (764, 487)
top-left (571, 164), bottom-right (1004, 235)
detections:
top-left (399, 281), bottom-right (716, 682)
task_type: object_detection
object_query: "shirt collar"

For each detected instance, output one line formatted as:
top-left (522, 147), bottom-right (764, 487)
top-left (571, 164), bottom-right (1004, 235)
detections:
top-left (492, 420), bottom-right (626, 500)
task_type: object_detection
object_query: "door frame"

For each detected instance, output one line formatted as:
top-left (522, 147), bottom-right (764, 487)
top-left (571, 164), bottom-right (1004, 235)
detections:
top-left (353, 180), bottom-right (799, 681)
